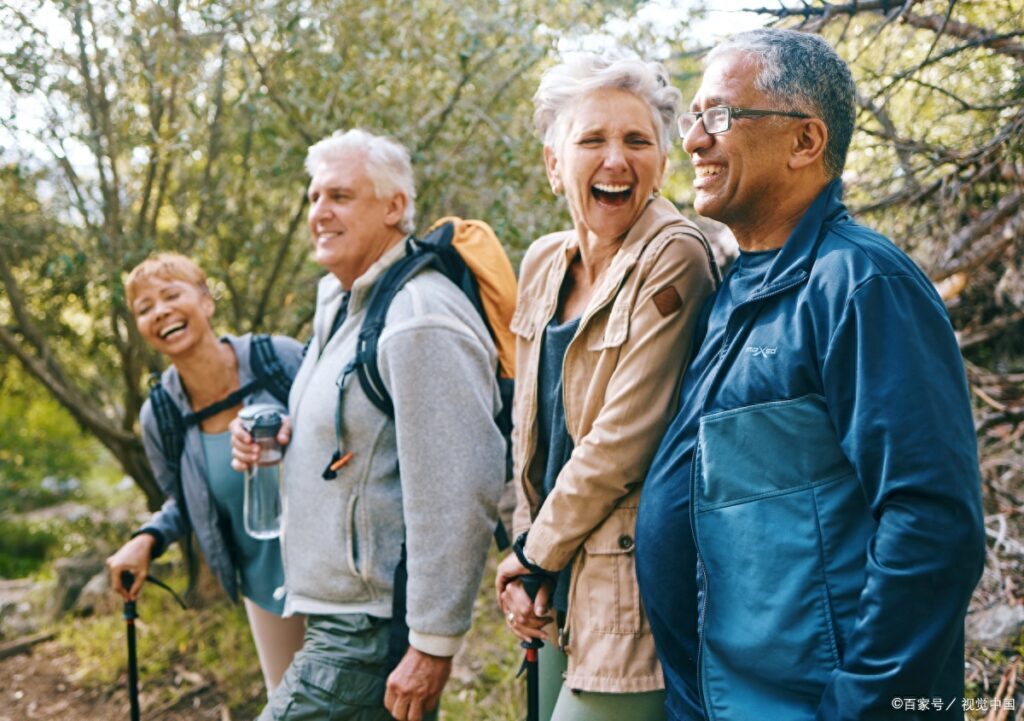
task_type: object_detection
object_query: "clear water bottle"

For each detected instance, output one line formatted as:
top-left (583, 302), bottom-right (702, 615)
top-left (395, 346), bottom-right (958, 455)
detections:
top-left (240, 406), bottom-right (284, 540)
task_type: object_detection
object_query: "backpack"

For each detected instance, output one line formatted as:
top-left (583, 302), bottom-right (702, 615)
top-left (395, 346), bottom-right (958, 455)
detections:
top-left (328, 217), bottom-right (517, 671)
top-left (321, 217), bottom-right (517, 488)
top-left (146, 334), bottom-right (293, 589)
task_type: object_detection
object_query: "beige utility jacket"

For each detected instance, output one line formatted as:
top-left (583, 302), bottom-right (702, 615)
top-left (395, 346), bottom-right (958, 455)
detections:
top-left (511, 197), bottom-right (718, 693)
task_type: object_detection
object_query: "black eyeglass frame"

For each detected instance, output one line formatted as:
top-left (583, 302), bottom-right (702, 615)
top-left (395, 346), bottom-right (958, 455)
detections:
top-left (678, 106), bottom-right (812, 137)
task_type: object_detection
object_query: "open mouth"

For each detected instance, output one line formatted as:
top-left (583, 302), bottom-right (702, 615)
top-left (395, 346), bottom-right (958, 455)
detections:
top-left (159, 322), bottom-right (186, 340)
top-left (592, 183), bottom-right (633, 206)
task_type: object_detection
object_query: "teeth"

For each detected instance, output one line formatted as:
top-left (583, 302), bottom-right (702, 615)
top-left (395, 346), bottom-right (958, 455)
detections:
top-left (593, 183), bottom-right (631, 194)
top-left (159, 322), bottom-right (185, 339)
top-left (695, 165), bottom-right (723, 177)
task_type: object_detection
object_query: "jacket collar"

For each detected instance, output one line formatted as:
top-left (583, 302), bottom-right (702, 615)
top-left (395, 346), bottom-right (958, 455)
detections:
top-left (314, 237), bottom-right (411, 342)
top-left (753, 179), bottom-right (849, 298)
top-left (547, 196), bottom-right (696, 315)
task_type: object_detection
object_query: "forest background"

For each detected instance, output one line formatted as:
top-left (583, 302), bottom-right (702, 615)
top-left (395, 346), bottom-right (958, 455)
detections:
top-left (0, 0), bottom-right (1022, 718)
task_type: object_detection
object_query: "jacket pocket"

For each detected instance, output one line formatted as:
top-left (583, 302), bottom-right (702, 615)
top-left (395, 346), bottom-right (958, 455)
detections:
top-left (693, 395), bottom-right (867, 718)
top-left (346, 493), bottom-right (362, 578)
top-left (578, 505), bottom-right (642, 634)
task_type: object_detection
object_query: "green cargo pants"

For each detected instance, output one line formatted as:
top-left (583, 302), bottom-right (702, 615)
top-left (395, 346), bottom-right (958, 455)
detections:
top-left (258, 613), bottom-right (438, 721)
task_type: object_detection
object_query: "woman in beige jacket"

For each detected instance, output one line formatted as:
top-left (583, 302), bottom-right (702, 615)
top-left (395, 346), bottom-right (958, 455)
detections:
top-left (495, 54), bottom-right (718, 721)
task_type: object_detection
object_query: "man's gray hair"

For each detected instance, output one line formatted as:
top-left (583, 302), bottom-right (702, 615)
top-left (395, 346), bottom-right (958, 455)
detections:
top-left (708, 29), bottom-right (856, 179)
top-left (305, 129), bottom-right (417, 234)
top-left (533, 53), bottom-right (682, 154)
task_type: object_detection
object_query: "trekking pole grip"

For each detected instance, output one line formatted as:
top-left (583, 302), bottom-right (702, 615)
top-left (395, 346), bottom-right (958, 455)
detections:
top-left (121, 571), bottom-right (137, 619)
top-left (520, 573), bottom-right (545, 652)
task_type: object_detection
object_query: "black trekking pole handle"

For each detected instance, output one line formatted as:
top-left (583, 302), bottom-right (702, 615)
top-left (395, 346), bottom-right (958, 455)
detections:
top-left (518, 573), bottom-right (545, 721)
top-left (120, 571), bottom-right (141, 721)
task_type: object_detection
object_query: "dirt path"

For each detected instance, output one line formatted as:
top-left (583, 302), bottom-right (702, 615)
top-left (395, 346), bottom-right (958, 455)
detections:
top-left (0, 639), bottom-right (226, 721)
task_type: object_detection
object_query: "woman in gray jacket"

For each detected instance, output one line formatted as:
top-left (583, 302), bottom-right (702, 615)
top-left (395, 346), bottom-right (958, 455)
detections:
top-left (105, 253), bottom-right (305, 694)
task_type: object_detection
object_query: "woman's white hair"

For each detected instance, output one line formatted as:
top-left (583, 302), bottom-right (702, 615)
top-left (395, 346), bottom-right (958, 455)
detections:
top-left (533, 52), bottom-right (682, 154)
top-left (304, 129), bottom-right (417, 234)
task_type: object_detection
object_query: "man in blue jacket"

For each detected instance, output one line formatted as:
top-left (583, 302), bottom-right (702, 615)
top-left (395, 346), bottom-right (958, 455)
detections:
top-left (635, 28), bottom-right (986, 721)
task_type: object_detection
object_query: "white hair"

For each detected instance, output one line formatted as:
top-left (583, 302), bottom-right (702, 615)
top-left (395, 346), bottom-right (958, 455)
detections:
top-left (304, 129), bottom-right (417, 234)
top-left (533, 52), bottom-right (682, 154)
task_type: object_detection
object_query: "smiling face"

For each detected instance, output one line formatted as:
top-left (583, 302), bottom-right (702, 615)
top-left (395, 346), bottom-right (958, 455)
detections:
top-left (683, 51), bottom-right (797, 234)
top-left (545, 87), bottom-right (666, 244)
top-left (307, 151), bottom-right (407, 288)
top-left (131, 275), bottom-right (215, 358)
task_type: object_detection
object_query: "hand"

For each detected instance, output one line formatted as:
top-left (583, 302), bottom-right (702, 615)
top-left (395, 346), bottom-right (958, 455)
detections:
top-left (105, 534), bottom-right (155, 601)
top-left (384, 647), bottom-right (452, 721)
top-left (495, 553), bottom-right (552, 643)
top-left (230, 414), bottom-right (291, 472)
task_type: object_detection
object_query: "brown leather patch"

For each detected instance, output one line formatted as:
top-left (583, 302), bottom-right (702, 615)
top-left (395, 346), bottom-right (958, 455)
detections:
top-left (653, 286), bottom-right (683, 317)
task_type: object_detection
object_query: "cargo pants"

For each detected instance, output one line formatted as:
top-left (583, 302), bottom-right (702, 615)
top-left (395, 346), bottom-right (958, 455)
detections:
top-left (258, 613), bottom-right (438, 721)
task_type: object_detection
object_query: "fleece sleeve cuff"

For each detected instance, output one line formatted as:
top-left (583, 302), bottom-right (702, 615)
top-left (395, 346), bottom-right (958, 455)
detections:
top-left (408, 630), bottom-right (464, 658)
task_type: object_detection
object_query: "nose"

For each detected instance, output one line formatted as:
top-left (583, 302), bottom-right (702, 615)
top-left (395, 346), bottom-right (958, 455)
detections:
top-left (603, 140), bottom-right (628, 170)
top-left (308, 196), bottom-right (333, 227)
top-left (682, 118), bottom-right (713, 156)
top-left (152, 298), bottom-right (170, 320)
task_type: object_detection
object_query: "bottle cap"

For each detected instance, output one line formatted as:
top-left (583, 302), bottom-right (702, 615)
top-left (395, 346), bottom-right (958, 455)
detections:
top-left (239, 404), bottom-right (284, 435)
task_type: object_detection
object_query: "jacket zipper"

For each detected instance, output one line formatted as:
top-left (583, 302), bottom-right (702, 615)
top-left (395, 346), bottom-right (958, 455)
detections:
top-left (690, 273), bottom-right (807, 720)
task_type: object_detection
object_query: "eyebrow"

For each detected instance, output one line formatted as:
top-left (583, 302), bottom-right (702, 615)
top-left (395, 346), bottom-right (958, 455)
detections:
top-left (308, 184), bottom-right (354, 197)
top-left (690, 96), bottom-right (726, 111)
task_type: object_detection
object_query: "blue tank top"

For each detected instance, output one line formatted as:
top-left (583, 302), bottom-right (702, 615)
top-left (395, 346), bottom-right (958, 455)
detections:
top-left (201, 431), bottom-right (286, 614)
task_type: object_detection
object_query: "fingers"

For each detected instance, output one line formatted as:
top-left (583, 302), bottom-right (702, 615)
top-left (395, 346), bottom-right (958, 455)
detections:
top-left (494, 552), bottom-right (530, 600)
top-left (228, 416), bottom-right (258, 472)
top-left (105, 535), bottom-right (155, 601)
top-left (277, 416), bottom-right (292, 446)
top-left (534, 580), bottom-right (552, 617)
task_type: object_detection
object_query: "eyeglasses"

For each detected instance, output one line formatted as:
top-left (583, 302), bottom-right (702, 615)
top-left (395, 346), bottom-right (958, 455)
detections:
top-left (678, 106), bottom-right (812, 137)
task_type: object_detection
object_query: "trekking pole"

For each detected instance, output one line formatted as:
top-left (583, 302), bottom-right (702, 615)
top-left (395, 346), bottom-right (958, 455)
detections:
top-left (118, 570), bottom-right (186, 721)
top-left (120, 571), bottom-right (141, 721)
top-left (518, 574), bottom-right (545, 721)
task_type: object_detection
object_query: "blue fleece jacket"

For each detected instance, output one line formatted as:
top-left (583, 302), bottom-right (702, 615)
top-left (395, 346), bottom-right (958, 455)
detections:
top-left (636, 180), bottom-right (986, 721)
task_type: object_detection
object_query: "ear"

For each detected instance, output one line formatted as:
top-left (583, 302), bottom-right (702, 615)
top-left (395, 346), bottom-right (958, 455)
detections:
top-left (200, 290), bottom-right (216, 320)
top-left (789, 117), bottom-right (828, 171)
top-left (655, 153), bottom-right (668, 194)
top-left (543, 146), bottom-right (563, 195)
top-left (383, 191), bottom-right (408, 228)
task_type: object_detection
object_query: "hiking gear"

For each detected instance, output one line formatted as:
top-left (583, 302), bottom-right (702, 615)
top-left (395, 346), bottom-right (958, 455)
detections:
top-left (518, 573), bottom-right (546, 721)
top-left (121, 571), bottom-right (140, 721)
top-left (119, 571), bottom-right (186, 721)
top-left (323, 218), bottom-right (517, 481)
top-left (240, 407), bottom-right (284, 539)
top-left (146, 334), bottom-right (293, 589)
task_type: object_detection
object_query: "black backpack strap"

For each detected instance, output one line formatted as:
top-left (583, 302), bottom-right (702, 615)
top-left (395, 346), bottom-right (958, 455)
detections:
top-left (249, 334), bottom-right (293, 406)
top-left (147, 373), bottom-right (200, 594)
top-left (354, 247), bottom-right (439, 418)
top-left (148, 374), bottom-right (187, 496)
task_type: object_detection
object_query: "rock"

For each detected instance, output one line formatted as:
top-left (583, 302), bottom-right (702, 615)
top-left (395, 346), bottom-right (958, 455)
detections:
top-left (966, 603), bottom-right (1024, 648)
top-left (73, 569), bottom-right (118, 616)
top-left (47, 555), bottom-right (104, 619)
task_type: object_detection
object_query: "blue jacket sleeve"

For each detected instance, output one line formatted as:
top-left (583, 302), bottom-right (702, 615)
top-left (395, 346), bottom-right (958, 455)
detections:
top-left (816, 274), bottom-right (986, 718)
top-left (135, 400), bottom-right (189, 557)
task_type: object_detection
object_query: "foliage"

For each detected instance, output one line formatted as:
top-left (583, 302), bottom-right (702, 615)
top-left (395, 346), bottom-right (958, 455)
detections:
top-left (0, 518), bottom-right (59, 578)
top-left (0, 0), bottom-right (651, 504)
top-left (0, 358), bottom-right (97, 512)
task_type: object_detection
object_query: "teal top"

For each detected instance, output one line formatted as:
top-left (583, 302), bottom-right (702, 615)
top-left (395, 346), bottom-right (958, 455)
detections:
top-left (201, 431), bottom-right (285, 614)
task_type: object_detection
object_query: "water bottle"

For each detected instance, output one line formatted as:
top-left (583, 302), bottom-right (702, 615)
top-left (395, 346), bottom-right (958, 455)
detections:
top-left (240, 406), bottom-right (284, 540)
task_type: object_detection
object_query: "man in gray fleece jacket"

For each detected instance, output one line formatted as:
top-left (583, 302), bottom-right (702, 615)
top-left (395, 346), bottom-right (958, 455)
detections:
top-left (232, 128), bottom-right (506, 721)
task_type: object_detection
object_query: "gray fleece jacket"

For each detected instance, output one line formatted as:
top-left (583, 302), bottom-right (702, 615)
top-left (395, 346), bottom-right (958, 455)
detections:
top-left (281, 241), bottom-right (505, 657)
